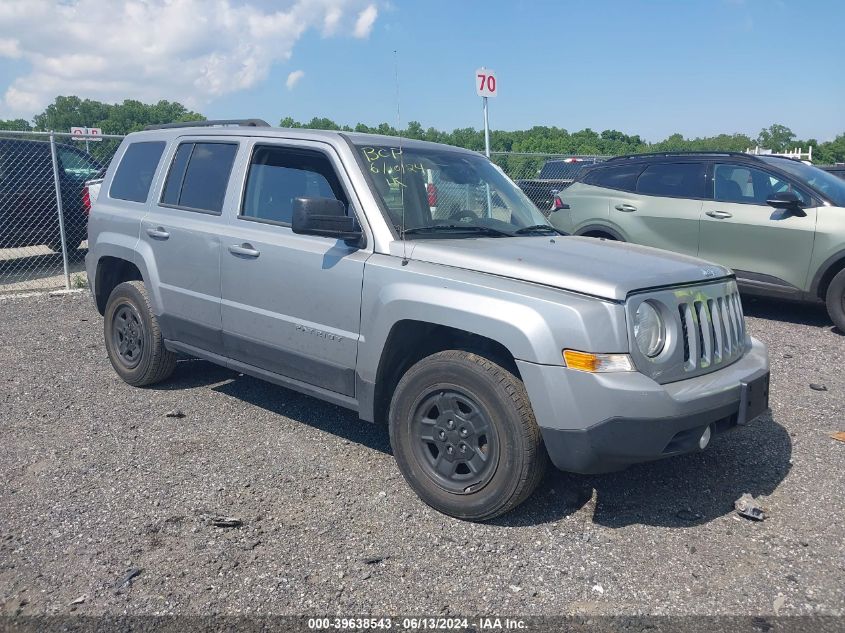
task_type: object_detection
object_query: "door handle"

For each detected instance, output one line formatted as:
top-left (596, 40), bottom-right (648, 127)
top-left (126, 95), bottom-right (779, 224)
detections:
top-left (614, 203), bottom-right (637, 212)
top-left (228, 243), bottom-right (260, 258)
top-left (145, 227), bottom-right (170, 239)
top-left (705, 210), bottom-right (733, 219)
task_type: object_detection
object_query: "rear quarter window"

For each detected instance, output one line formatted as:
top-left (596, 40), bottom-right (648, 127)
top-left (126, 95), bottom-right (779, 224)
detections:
top-left (582, 163), bottom-right (644, 192)
top-left (110, 141), bottom-right (166, 203)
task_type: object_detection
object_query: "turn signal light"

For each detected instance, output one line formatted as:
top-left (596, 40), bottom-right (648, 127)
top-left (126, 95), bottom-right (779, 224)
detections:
top-left (562, 350), bottom-right (634, 373)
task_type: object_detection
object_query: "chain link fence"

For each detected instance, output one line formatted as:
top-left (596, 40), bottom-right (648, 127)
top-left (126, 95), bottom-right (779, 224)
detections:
top-left (491, 152), bottom-right (612, 213)
top-left (0, 130), bottom-right (124, 294)
top-left (0, 139), bottom-right (604, 294)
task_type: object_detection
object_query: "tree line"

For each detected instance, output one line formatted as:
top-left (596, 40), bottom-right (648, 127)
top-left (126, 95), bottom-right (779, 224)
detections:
top-left (3, 96), bottom-right (843, 165)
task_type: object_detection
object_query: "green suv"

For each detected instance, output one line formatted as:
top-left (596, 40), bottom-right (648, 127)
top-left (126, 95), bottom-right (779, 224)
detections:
top-left (549, 151), bottom-right (845, 331)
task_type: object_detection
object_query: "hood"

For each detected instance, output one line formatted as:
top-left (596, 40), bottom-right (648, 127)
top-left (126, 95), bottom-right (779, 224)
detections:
top-left (392, 236), bottom-right (731, 301)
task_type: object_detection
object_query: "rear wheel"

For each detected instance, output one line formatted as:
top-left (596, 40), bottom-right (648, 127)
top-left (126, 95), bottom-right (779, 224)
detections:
top-left (825, 268), bottom-right (845, 333)
top-left (582, 231), bottom-right (618, 241)
top-left (389, 350), bottom-right (548, 521)
top-left (104, 281), bottom-right (177, 386)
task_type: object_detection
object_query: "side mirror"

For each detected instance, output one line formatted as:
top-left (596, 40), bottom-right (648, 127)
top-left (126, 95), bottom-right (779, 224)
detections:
top-left (766, 191), bottom-right (806, 216)
top-left (292, 197), bottom-right (363, 245)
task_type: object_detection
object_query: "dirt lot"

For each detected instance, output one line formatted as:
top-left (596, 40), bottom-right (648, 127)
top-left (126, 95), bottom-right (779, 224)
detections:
top-left (0, 292), bottom-right (843, 617)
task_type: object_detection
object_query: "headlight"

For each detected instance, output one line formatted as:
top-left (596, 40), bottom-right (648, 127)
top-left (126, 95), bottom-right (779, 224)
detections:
top-left (634, 301), bottom-right (665, 358)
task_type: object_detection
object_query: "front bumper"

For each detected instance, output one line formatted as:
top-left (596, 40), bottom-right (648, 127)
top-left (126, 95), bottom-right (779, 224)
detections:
top-left (516, 337), bottom-right (769, 474)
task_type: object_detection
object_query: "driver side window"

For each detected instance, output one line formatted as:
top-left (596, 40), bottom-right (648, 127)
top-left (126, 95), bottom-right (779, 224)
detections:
top-left (241, 145), bottom-right (347, 225)
top-left (714, 164), bottom-right (810, 206)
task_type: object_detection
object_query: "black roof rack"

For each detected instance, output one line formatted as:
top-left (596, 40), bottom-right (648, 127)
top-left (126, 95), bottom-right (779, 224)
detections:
top-left (605, 151), bottom-right (758, 162)
top-left (144, 119), bottom-right (271, 131)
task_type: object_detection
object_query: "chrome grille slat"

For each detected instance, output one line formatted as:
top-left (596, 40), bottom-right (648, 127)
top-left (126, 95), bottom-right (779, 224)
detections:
top-left (695, 301), bottom-right (713, 367)
top-left (680, 303), bottom-right (698, 371)
top-left (708, 298), bottom-right (723, 363)
top-left (721, 296), bottom-right (734, 355)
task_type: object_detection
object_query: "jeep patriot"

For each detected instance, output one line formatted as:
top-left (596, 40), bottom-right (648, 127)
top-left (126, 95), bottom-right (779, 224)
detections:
top-left (86, 120), bottom-right (770, 520)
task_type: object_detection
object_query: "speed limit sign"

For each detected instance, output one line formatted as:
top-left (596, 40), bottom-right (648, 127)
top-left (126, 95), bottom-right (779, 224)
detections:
top-left (475, 68), bottom-right (497, 97)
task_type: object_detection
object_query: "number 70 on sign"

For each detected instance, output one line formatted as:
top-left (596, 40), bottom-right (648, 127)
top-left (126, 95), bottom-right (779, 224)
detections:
top-left (475, 68), bottom-right (497, 97)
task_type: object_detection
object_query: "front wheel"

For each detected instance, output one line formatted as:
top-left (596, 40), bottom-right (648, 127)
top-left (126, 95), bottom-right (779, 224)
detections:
top-left (825, 268), bottom-right (845, 333)
top-left (104, 281), bottom-right (177, 386)
top-left (389, 350), bottom-right (548, 521)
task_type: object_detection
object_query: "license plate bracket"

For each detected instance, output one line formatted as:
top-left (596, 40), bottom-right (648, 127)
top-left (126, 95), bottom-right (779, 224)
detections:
top-left (738, 372), bottom-right (770, 425)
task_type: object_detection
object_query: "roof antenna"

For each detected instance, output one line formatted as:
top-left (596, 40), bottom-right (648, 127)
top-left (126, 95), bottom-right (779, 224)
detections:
top-left (394, 49), bottom-right (409, 265)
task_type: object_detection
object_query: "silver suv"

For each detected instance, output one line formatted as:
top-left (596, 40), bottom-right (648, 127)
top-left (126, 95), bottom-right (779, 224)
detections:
top-left (86, 121), bottom-right (770, 520)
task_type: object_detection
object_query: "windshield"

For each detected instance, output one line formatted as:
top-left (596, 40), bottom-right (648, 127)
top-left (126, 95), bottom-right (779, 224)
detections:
top-left (760, 157), bottom-right (845, 207)
top-left (355, 143), bottom-right (554, 238)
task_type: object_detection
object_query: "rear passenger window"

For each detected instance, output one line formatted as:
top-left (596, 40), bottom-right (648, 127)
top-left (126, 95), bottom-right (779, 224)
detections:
top-left (582, 164), bottom-right (644, 192)
top-left (241, 146), bottom-right (347, 225)
top-left (636, 163), bottom-right (706, 198)
top-left (109, 141), bottom-right (165, 203)
top-left (161, 142), bottom-right (237, 213)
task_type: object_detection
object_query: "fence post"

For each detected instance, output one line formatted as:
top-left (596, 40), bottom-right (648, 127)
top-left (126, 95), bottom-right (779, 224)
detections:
top-left (49, 132), bottom-right (71, 290)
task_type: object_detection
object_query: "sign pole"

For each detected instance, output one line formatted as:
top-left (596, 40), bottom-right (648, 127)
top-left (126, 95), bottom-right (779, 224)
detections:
top-left (49, 133), bottom-right (71, 290)
top-left (475, 67), bottom-right (496, 215)
top-left (483, 96), bottom-right (491, 158)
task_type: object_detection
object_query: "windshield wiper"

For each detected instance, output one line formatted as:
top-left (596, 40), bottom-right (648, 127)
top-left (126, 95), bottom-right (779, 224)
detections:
top-left (514, 224), bottom-right (561, 235)
top-left (401, 224), bottom-right (512, 237)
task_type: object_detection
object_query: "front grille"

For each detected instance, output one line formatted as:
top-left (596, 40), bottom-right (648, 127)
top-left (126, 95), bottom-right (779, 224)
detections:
top-left (677, 288), bottom-right (745, 372)
top-left (627, 279), bottom-right (748, 384)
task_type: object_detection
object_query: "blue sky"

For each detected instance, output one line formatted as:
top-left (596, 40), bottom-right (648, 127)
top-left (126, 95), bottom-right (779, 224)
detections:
top-left (1, 0), bottom-right (842, 142)
top-left (214, 0), bottom-right (844, 141)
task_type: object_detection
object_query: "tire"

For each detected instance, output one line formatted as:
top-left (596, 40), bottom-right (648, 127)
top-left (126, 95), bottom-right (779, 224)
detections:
top-left (104, 280), bottom-right (177, 386)
top-left (582, 231), bottom-right (618, 241)
top-left (389, 350), bottom-right (548, 521)
top-left (825, 268), bottom-right (845, 333)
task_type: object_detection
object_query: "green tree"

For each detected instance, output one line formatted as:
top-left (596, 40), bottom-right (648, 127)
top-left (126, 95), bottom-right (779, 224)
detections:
top-left (0, 118), bottom-right (32, 131)
top-left (260, 113), bottom-right (845, 165)
top-left (756, 124), bottom-right (796, 152)
top-left (31, 96), bottom-right (203, 134)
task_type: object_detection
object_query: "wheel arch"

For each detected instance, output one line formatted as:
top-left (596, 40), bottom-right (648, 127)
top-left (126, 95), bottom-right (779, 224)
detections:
top-left (94, 256), bottom-right (143, 314)
top-left (367, 320), bottom-right (521, 426)
top-left (575, 224), bottom-right (626, 241)
top-left (811, 249), bottom-right (845, 300)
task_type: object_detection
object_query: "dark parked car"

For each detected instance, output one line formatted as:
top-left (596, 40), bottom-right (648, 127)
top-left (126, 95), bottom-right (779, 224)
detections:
top-left (516, 157), bottom-right (602, 211)
top-left (0, 137), bottom-right (103, 254)
top-left (820, 165), bottom-right (845, 181)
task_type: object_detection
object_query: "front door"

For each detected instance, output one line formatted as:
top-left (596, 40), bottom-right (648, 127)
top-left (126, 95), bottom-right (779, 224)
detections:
top-left (698, 163), bottom-right (817, 293)
top-left (219, 141), bottom-right (368, 397)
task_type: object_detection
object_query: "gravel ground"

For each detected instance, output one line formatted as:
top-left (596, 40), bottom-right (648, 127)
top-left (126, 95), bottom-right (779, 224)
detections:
top-left (0, 291), bottom-right (843, 617)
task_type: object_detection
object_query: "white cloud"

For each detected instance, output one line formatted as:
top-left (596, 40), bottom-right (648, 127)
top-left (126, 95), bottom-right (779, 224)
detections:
top-left (354, 5), bottom-right (378, 38)
top-left (0, 0), bottom-right (379, 118)
top-left (286, 70), bottom-right (305, 90)
top-left (0, 38), bottom-right (21, 58)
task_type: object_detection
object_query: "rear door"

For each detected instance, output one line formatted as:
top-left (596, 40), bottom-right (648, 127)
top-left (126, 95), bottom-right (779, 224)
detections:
top-left (555, 163), bottom-right (643, 235)
top-left (218, 139), bottom-right (368, 397)
top-left (139, 138), bottom-right (240, 354)
top-left (698, 163), bottom-right (817, 293)
top-left (607, 161), bottom-right (705, 255)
